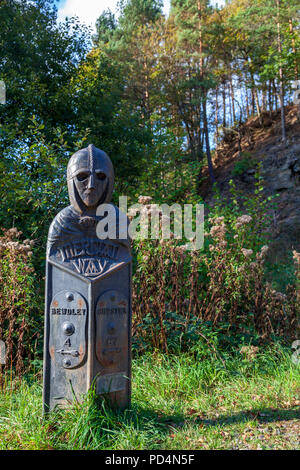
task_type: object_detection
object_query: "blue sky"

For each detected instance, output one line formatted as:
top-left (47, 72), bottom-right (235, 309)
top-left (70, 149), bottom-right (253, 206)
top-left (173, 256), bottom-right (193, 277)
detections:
top-left (56, 0), bottom-right (171, 30)
top-left (56, 0), bottom-right (225, 32)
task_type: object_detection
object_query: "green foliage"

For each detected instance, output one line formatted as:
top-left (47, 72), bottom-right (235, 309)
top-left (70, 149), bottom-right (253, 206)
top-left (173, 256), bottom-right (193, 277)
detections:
top-left (132, 179), bottom-right (296, 354)
top-left (211, 163), bottom-right (277, 251)
top-left (0, 344), bottom-right (299, 449)
top-left (0, 228), bottom-right (39, 377)
top-left (232, 153), bottom-right (258, 177)
top-left (0, 0), bottom-right (90, 139)
top-left (118, 0), bottom-right (163, 31)
top-left (0, 119), bottom-right (89, 272)
top-left (0, 0), bottom-right (298, 379)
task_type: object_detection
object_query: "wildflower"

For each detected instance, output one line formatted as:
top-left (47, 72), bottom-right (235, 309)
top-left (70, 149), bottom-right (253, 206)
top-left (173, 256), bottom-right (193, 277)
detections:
top-left (293, 250), bottom-right (300, 264)
top-left (176, 244), bottom-right (188, 254)
top-left (241, 248), bottom-right (253, 258)
top-left (210, 225), bottom-right (219, 237)
top-left (214, 216), bottom-right (224, 225)
top-left (236, 215), bottom-right (252, 225)
top-left (209, 216), bottom-right (224, 225)
top-left (7, 227), bottom-right (18, 235)
top-left (260, 245), bottom-right (269, 256)
top-left (138, 196), bottom-right (152, 205)
top-left (127, 207), bottom-right (138, 219)
top-left (235, 215), bottom-right (252, 230)
top-left (256, 245), bottom-right (269, 260)
top-left (7, 241), bottom-right (19, 250)
top-left (240, 345), bottom-right (259, 360)
top-left (210, 224), bottom-right (226, 239)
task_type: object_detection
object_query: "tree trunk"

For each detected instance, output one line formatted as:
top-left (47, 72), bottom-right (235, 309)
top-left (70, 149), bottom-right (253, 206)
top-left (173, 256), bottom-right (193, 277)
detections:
top-left (254, 87), bottom-right (262, 125)
top-left (262, 86), bottom-right (267, 112)
top-left (273, 79), bottom-right (278, 110)
top-left (289, 17), bottom-right (300, 119)
top-left (203, 92), bottom-right (216, 184)
top-left (250, 72), bottom-right (255, 116)
top-left (222, 82), bottom-right (226, 128)
top-left (268, 80), bottom-right (273, 113)
top-left (288, 18), bottom-right (298, 80)
top-left (215, 86), bottom-right (219, 146)
top-left (229, 75), bottom-right (236, 124)
top-left (245, 85), bottom-right (250, 119)
top-left (277, 0), bottom-right (286, 142)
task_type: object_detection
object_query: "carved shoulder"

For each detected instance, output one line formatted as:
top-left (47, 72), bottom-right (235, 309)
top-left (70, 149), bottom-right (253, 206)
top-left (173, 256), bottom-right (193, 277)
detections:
top-left (47, 206), bottom-right (79, 254)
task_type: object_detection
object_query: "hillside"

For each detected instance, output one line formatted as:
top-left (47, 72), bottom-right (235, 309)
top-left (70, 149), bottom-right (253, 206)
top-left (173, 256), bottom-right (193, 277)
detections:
top-left (203, 105), bottom-right (300, 273)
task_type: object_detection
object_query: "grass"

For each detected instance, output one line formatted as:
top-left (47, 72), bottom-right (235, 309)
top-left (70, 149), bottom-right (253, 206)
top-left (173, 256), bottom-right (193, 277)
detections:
top-left (0, 343), bottom-right (299, 450)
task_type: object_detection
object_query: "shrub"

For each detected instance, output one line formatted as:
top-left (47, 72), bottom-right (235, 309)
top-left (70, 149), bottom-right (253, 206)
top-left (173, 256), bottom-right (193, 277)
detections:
top-left (0, 228), bottom-right (38, 385)
top-left (232, 153), bottom-right (257, 177)
top-left (131, 185), bottom-right (298, 353)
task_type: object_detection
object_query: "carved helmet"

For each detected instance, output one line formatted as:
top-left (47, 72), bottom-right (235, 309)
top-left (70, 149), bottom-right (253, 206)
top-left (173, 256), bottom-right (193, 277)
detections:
top-left (67, 144), bottom-right (114, 213)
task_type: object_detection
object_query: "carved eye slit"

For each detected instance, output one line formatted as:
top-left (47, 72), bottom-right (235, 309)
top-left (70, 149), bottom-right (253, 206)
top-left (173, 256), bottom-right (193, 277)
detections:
top-left (96, 172), bottom-right (106, 181)
top-left (76, 172), bottom-right (89, 182)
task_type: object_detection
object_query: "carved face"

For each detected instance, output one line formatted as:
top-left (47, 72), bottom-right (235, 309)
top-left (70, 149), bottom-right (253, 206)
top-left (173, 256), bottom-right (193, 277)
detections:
top-left (67, 145), bottom-right (114, 213)
top-left (74, 167), bottom-right (108, 208)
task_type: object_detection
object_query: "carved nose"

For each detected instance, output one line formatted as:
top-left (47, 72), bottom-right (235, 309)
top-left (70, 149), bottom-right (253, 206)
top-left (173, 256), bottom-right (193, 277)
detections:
top-left (87, 174), bottom-right (95, 189)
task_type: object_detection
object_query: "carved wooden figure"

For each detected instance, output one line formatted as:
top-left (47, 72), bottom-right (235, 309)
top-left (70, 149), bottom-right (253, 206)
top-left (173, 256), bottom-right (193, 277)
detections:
top-left (43, 145), bottom-right (131, 411)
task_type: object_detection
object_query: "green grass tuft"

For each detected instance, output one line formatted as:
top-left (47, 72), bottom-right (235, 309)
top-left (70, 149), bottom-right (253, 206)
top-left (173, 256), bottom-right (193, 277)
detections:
top-left (0, 344), bottom-right (299, 450)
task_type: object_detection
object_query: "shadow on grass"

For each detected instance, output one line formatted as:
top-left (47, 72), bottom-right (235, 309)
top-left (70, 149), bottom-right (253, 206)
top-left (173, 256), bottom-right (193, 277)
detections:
top-left (39, 396), bottom-right (300, 449)
top-left (195, 407), bottom-right (300, 428)
top-left (102, 400), bottom-right (300, 434)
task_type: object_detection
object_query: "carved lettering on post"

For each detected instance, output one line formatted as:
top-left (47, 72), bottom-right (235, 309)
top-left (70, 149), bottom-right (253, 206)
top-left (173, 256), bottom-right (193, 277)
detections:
top-left (43, 145), bottom-right (131, 412)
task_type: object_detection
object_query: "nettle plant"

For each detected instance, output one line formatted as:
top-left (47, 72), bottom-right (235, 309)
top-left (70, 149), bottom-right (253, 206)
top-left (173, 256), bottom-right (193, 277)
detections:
top-left (131, 182), bottom-right (297, 353)
top-left (0, 228), bottom-right (38, 384)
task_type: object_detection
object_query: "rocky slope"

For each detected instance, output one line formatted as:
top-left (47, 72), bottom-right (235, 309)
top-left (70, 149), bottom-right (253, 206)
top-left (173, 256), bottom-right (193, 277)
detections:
top-left (202, 104), bottom-right (300, 267)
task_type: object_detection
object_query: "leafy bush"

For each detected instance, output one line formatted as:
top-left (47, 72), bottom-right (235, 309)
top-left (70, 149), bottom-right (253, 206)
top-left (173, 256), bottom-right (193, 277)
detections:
top-left (0, 228), bottom-right (39, 384)
top-left (232, 153), bottom-right (258, 177)
top-left (132, 178), bottom-right (298, 353)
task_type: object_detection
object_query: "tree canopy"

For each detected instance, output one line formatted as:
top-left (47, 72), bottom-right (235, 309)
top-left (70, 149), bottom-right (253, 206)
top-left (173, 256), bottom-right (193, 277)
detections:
top-left (0, 0), bottom-right (299, 253)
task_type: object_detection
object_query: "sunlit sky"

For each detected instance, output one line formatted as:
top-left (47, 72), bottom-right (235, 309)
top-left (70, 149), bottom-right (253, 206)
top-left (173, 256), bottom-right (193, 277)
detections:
top-left (56, 0), bottom-right (225, 31)
top-left (57, 0), bottom-right (171, 30)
